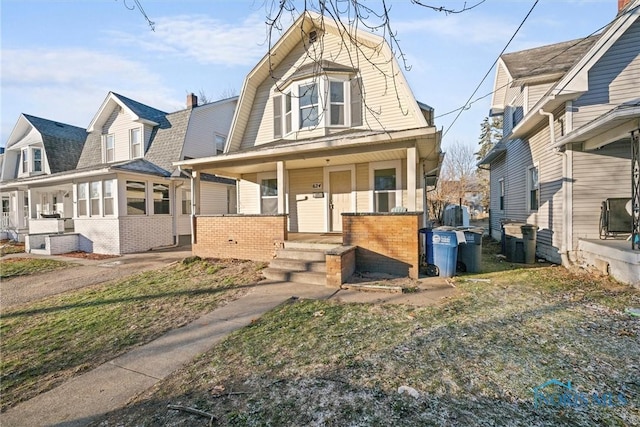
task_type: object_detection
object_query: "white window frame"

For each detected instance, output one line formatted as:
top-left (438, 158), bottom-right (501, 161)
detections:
top-left (126, 180), bottom-right (147, 216)
top-left (90, 181), bottom-right (101, 216)
top-left (298, 82), bottom-right (319, 129)
top-left (527, 164), bottom-right (539, 212)
top-left (328, 79), bottom-right (346, 126)
top-left (104, 134), bottom-right (115, 163)
top-left (498, 177), bottom-right (505, 211)
top-left (214, 134), bottom-right (226, 154)
top-left (368, 160), bottom-right (402, 213)
top-left (77, 183), bottom-right (88, 217)
top-left (130, 128), bottom-right (142, 159)
top-left (21, 148), bottom-right (28, 173)
top-left (182, 188), bottom-right (191, 215)
top-left (152, 183), bottom-right (170, 215)
top-left (33, 148), bottom-right (42, 172)
top-left (103, 179), bottom-right (115, 216)
top-left (257, 172), bottom-right (278, 214)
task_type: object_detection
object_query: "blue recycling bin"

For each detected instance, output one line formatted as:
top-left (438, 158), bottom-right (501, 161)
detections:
top-left (425, 229), bottom-right (459, 277)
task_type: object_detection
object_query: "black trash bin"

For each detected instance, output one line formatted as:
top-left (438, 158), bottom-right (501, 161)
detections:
top-left (457, 228), bottom-right (483, 273)
top-left (503, 222), bottom-right (537, 264)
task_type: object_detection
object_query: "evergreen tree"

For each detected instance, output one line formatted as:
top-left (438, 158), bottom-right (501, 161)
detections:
top-left (476, 116), bottom-right (503, 161)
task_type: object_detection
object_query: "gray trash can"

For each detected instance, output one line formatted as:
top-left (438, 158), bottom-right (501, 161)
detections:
top-left (457, 228), bottom-right (483, 273)
top-left (503, 223), bottom-right (537, 264)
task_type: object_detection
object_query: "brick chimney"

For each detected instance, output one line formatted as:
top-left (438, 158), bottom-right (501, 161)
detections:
top-left (618, 0), bottom-right (631, 12)
top-left (187, 93), bottom-right (198, 109)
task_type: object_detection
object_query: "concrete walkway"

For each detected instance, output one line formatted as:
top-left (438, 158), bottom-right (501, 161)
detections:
top-left (1, 280), bottom-right (338, 427)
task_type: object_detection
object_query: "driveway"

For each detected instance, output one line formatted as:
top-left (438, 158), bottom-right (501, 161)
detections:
top-left (1, 246), bottom-right (193, 310)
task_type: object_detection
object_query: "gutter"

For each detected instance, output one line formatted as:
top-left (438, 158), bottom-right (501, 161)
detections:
top-left (539, 109), bottom-right (572, 268)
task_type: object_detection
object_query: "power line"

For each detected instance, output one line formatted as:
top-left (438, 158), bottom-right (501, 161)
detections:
top-left (436, 1), bottom-right (640, 127)
top-left (441, 0), bottom-right (539, 139)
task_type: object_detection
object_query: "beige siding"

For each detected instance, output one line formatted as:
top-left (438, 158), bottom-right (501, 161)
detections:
top-left (573, 18), bottom-right (640, 129)
top-left (355, 163), bottom-right (369, 212)
top-left (288, 168), bottom-right (325, 232)
top-left (571, 141), bottom-right (631, 245)
top-left (240, 30), bottom-right (424, 150)
top-left (102, 109), bottom-right (145, 162)
top-left (200, 182), bottom-right (230, 215)
top-left (238, 174), bottom-right (259, 214)
top-left (491, 62), bottom-right (510, 111)
top-left (527, 82), bottom-right (554, 112)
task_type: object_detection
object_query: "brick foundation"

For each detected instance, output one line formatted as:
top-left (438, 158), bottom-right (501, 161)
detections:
top-left (343, 212), bottom-right (422, 279)
top-left (326, 245), bottom-right (357, 287)
top-left (193, 215), bottom-right (288, 262)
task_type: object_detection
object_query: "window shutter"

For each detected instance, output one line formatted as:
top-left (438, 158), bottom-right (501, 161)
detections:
top-left (273, 95), bottom-right (282, 138)
top-left (350, 77), bottom-right (363, 126)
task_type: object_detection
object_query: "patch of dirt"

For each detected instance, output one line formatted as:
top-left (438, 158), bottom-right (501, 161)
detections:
top-left (60, 251), bottom-right (120, 260)
top-left (0, 241), bottom-right (25, 257)
top-left (0, 257), bottom-right (31, 264)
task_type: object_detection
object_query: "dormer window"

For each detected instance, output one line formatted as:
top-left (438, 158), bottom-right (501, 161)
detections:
top-left (33, 148), bottom-right (42, 172)
top-left (21, 149), bottom-right (28, 173)
top-left (104, 134), bottom-right (115, 163)
top-left (130, 128), bottom-right (142, 159)
top-left (272, 71), bottom-right (363, 138)
top-left (299, 83), bottom-right (319, 128)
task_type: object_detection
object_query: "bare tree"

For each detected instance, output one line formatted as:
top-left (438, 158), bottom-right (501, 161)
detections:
top-left (428, 141), bottom-right (479, 222)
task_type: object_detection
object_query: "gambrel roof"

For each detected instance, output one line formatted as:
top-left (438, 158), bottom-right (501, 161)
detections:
top-left (17, 114), bottom-right (87, 173)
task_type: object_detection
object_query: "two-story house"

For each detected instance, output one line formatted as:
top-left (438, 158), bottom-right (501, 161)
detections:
top-left (0, 92), bottom-right (238, 255)
top-left (480, 0), bottom-right (640, 286)
top-left (176, 11), bottom-right (443, 284)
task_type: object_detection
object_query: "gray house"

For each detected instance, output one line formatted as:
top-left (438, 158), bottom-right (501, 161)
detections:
top-left (480, 0), bottom-right (640, 286)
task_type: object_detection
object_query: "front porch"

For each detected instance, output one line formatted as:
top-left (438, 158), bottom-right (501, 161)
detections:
top-left (192, 212), bottom-right (424, 287)
top-left (576, 238), bottom-right (640, 287)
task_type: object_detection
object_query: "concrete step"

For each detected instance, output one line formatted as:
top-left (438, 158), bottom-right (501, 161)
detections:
top-left (262, 268), bottom-right (327, 286)
top-left (275, 248), bottom-right (327, 262)
top-left (284, 241), bottom-right (341, 251)
top-left (269, 257), bottom-right (326, 273)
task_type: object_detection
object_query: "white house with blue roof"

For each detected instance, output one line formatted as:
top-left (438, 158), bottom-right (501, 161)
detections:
top-left (0, 92), bottom-right (238, 254)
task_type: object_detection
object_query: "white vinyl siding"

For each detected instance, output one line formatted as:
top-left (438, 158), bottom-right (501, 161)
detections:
top-left (288, 168), bottom-right (324, 232)
top-left (527, 82), bottom-right (554, 111)
top-left (572, 19), bottom-right (640, 129)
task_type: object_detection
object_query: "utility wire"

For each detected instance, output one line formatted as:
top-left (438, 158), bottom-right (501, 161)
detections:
top-left (437, 1), bottom-right (640, 124)
top-left (441, 0), bottom-right (539, 139)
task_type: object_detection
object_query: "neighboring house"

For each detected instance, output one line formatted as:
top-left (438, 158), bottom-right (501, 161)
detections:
top-left (176, 12), bottom-right (443, 283)
top-left (0, 114), bottom-right (87, 240)
top-left (0, 92), bottom-right (238, 254)
top-left (480, 0), bottom-right (640, 286)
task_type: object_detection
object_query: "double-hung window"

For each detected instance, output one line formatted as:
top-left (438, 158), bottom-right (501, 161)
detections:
top-left (499, 178), bottom-right (505, 211)
top-left (528, 165), bottom-right (539, 211)
top-left (329, 81), bottom-right (345, 126)
top-left (299, 83), bottom-right (319, 128)
top-left (182, 188), bottom-right (191, 214)
top-left (260, 177), bottom-right (278, 214)
top-left (103, 180), bottom-right (114, 215)
top-left (90, 182), bottom-right (100, 216)
top-left (77, 183), bottom-right (88, 217)
top-left (104, 134), bottom-right (115, 162)
top-left (21, 149), bottom-right (28, 173)
top-left (33, 148), bottom-right (42, 172)
top-left (130, 128), bottom-right (142, 159)
top-left (370, 161), bottom-right (401, 213)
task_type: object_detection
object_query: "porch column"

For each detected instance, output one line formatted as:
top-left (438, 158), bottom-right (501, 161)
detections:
top-left (632, 129), bottom-right (640, 250)
top-left (191, 170), bottom-right (201, 245)
top-left (277, 161), bottom-right (286, 214)
top-left (407, 147), bottom-right (417, 211)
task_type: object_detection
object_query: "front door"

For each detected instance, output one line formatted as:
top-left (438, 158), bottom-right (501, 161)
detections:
top-left (329, 170), bottom-right (352, 232)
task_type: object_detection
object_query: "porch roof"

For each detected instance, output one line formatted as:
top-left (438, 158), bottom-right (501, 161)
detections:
top-left (553, 99), bottom-right (640, 150)
top-left (175, 126), bottom-right (441, 178)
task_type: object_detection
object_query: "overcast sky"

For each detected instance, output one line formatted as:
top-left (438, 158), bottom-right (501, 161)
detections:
top-left (1, 0), bottom-right (621, 151)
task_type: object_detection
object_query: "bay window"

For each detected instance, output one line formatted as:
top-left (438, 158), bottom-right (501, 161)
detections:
top-left (299, 83), bottom-right (319, 128)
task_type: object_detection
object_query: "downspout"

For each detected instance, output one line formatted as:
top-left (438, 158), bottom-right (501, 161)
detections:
top-left (539, 109), bottom-right (572, 268)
